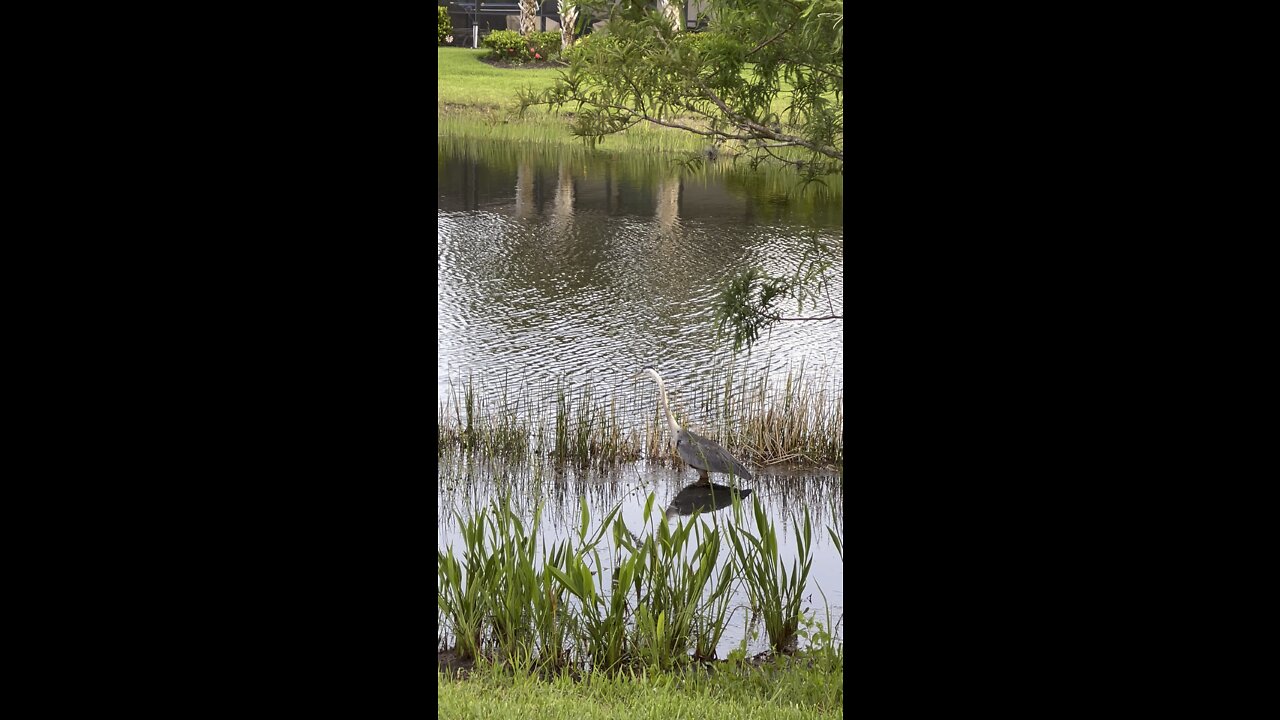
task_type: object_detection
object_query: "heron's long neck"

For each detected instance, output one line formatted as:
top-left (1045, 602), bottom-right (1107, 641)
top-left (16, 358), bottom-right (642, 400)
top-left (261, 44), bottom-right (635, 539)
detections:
top-left (655, 377), bottom-right (681, 436)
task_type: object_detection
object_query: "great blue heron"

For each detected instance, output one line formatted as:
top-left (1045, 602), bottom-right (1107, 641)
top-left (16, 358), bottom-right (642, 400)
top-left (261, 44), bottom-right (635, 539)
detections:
top-left (637, 367), bottom-right (753, 485)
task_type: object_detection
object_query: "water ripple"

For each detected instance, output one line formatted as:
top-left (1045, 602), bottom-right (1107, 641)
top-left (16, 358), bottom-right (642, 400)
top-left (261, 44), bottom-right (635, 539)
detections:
top-left (439, 143), bottom-right (843, 428)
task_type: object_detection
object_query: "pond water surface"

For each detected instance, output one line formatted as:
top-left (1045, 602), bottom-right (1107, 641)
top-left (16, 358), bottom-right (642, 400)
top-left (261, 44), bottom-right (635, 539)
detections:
top-left (438, 138), bottom-right (844, 430)
top-left (437, 139), bottom-right (845, 657)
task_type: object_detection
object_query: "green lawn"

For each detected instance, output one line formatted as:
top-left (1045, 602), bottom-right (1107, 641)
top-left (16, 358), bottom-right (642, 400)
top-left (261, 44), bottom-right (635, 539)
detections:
top-left (438, 47), bottom-right (562, 110)
top-left (438, 658), bottom-right (844, 720)
top-left (437, 47), bottom-right (712, 153)
top-left (434, 46), bottom-right (827, 158)
top-left (437, 47), bottom-right (802, 116)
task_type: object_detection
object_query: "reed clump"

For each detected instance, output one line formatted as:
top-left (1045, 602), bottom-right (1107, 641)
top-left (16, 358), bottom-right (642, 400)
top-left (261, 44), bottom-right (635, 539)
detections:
top-left (437, 366), bottom-right (842, 467)
top-left (714, 364), bottom-right (844, 467)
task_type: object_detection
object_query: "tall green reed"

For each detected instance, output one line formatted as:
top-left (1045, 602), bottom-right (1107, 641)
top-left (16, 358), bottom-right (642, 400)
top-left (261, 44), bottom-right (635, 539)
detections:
top-left (546, 496), bottom-right (628, 670)
top-left (620, 495), bottom-right (735, 671)
top-left (484, 497), bottom-right (539, 662)
top-left (438, 506), bottom-right (490, 660)
top-left (727, 496), bottom-right (814, 654)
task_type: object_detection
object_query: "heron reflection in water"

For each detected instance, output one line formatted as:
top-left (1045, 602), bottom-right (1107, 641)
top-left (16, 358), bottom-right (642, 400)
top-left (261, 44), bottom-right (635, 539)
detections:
top-left (636, 367), bottom-right (754, 485)
top-left (665, 481), bottom-right (753, 520)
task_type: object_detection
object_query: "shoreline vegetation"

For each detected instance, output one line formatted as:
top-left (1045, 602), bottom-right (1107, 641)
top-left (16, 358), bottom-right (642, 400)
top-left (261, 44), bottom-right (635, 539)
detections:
top-left (438, 494), bottom-right (843, 719)
top-left (438, 365), bottom-right (843, 468)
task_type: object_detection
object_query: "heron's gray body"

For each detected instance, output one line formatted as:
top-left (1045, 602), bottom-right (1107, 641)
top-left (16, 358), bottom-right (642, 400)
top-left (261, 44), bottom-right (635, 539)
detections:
top-left (676, 427), bottom-right (753, 482)
top-left (638, 366), bottom-right (754, 485)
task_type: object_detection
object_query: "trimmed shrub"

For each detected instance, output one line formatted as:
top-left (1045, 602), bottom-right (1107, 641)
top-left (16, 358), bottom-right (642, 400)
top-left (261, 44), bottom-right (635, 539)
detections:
top-left (528, 30), bottom-right (561, 61)
top-left (482, 29), bottom-right (532, 62)
top-left (438, 7), bottom-right (452, 45)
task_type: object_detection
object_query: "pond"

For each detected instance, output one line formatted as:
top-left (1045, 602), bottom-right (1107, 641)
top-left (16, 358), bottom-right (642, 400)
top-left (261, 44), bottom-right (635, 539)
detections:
top-left (437, 138), bottom-right (844, 659)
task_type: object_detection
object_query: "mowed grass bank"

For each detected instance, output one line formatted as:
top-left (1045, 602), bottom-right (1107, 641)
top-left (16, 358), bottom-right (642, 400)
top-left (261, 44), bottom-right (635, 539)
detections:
top-left (437, 47), bottom-right (561, 109)
top-left (438, 47), bottom-right (720, 154)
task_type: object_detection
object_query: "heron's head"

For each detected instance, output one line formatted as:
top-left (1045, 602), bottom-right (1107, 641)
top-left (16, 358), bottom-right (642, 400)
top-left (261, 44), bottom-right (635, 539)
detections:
top-left (636, 366), bottom-right (662, 383)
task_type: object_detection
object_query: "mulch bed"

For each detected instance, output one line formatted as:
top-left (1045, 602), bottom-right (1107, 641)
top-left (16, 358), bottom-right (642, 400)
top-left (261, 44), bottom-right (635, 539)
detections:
top-left (478, 55), bottom-right (563, 70)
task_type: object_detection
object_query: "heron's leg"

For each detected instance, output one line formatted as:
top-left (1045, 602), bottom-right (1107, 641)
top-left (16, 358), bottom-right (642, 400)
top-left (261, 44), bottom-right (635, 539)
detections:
top-left (697, 469), bottom-right (710, 485)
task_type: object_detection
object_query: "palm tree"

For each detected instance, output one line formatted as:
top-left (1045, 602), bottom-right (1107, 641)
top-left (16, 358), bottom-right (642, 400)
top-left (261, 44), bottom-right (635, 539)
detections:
top-left (660, 0), bottom-right (682, 32)
top-left (559, 0), bottom-right (579, 49)
top-left (519, 0), bottom-right (538, 36)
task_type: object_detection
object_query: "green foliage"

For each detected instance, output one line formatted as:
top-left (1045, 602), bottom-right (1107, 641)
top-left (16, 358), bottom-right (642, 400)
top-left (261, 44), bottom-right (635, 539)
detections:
top-left (528, 30), bottom-right (562, 60)
top-left (560, 31), bottom-right (619, 64)
top-left (438, 507), bottom-right (490, 660)
top-left (619, 503), bottom-right (731, 671)
top-left (713, 236), bottom-right (838, 352)
top-left (483, 29), bottom-right (534, 62)
top-left (438, 6), bottom-right (453, 45)
top-left (480, 29), bottom-right (561, 63)
top-left (483, 29), bottom-right (561, 64)
top-left (438, 492), bottom-right (841, 672)
top-left (520, 0), bottom-right (843, 176)
top-left (714, 268), bottom-right (796, 354)
top-left (726, 497), bottom-right (814, 654)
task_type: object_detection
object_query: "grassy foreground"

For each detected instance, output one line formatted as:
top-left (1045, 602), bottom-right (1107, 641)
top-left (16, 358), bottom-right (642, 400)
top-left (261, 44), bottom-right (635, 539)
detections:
top-left (438, 659), bottom-right (843, 720)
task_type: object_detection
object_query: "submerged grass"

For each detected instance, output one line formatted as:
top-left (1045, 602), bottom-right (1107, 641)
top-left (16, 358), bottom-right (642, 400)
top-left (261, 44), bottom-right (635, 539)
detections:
top-left (438, 365), bottom-right (842, 467)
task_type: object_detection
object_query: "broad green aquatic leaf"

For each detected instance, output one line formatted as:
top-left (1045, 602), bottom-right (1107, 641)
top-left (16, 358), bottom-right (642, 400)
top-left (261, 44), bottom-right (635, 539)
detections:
top-left (579, 564), bottom-right (594, 600)
top-left (548, 564), bottom-right (576, 595)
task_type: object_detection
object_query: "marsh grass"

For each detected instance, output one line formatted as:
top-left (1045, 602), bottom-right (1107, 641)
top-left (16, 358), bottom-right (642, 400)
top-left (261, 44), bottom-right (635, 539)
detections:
top-left (438, 365), bottom-right (842, 467)
top-left (438, 109), bottom-right (716, 154)
top-left (708, 362), bottom-right (843, 467)
top-left (437, 493), bottom-right (836, 673)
